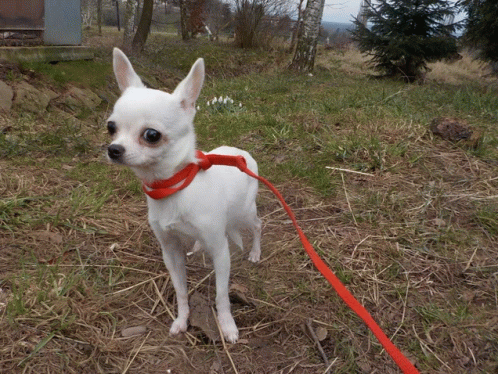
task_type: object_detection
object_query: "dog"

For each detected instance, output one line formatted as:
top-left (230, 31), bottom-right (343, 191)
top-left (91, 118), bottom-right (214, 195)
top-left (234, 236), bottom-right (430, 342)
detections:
top-left (106, 48), bottom-right (262, 343)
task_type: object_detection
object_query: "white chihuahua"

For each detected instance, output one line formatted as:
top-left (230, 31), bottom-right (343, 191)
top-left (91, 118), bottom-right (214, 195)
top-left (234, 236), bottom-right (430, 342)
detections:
top-left (106, 48), bottom-right (261, 343)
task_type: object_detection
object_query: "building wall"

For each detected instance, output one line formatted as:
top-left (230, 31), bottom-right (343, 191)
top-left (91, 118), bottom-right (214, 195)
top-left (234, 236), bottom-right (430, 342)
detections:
top-left (0, 0), bottom-right (44, 30)
top-left (44, 0), bottom-right (81, 45)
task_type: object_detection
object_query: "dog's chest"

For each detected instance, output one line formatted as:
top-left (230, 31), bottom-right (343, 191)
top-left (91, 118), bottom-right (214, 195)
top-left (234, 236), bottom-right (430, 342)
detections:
top-left (147, 197), bottom-right (200, 241)
top-left (151, 217), bottom-right (200, 249)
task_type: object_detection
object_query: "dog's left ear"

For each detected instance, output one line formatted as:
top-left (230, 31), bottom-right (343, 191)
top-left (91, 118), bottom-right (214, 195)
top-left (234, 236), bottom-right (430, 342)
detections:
top-left (113, 47), bottom-right (145, 92)
top-left (173, 58), bottom-right (205, 110)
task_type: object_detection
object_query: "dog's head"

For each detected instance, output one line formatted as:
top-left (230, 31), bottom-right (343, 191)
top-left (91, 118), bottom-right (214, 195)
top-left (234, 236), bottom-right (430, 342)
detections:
top-left (106, 48), bottom-right (204, 182)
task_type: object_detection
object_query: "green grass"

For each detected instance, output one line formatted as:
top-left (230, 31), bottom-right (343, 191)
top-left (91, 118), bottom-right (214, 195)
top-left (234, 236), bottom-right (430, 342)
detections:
top-left (21, 60), bottom-right (112, 90)
top-left (0, 114), bottom-right (96, 158)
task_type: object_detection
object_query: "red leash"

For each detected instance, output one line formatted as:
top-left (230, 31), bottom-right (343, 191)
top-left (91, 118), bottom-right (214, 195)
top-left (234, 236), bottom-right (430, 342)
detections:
top-left (144, 151), bottom-right (419, 374)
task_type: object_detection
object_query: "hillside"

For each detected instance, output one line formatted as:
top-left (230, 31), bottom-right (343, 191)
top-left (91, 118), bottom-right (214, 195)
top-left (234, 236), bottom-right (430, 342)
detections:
top-left (322, 21), bottom-right (353, 33)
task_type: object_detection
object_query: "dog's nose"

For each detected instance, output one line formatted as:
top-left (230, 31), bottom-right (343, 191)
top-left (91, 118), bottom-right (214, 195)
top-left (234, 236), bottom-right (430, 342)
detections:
top-left (108, 144), bottom-right (125, 160)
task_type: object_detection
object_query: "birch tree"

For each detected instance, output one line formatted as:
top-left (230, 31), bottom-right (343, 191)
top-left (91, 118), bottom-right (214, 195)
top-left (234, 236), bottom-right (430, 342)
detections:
top-left (123, 0), bottom-right (138, 51)
top-left (289, 0), bottom-right (325, 72)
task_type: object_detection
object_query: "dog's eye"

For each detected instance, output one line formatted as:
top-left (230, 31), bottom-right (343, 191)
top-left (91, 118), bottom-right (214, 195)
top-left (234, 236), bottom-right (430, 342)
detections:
top-left (107, 121), bottom-right (117, 135)
top-left (143, 128), bottom-right (161, 143)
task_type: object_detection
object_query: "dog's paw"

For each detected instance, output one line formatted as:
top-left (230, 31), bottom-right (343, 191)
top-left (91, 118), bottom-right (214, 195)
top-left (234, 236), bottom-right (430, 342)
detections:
top-left (169, 318), bottom-right (188, 335)
top-left (218, 314), bottom-right (239, 343)
top-left (192, 241), bottom-right (202, 253)
top-left (248, 251), bottom-right (260, 263)
top-left (222, 325), bottom-right (239, 343)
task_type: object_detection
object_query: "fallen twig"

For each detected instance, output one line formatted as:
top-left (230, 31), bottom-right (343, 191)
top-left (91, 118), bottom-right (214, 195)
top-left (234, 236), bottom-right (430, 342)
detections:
top-left (326, 166), bottom-right (375, 177)
top-left (212, 307), bottom-right (238, 374)
top-left (306, 318), bottom-right (329, 371)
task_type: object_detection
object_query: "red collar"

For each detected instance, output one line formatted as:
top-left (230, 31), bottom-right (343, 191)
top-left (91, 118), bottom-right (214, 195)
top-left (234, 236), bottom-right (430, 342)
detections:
top-left (142, 150), bottom-right (248, 200)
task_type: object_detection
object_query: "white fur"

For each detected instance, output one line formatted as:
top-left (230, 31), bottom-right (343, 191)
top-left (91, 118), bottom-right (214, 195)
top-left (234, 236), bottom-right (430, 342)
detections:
top-left (107, 48), bottom-right (261, 343)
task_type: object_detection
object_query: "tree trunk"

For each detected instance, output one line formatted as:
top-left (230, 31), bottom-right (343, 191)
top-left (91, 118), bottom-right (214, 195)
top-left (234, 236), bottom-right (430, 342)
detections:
top-left (179, 0), bottom-right (190, 40)
top-left (123, 0), bottom-right (138, 51)
top-left (97, 0), bottom-right (102, 35)
top-left (115, 0), bottom-right (121, 31)
top-left (132, 0), bottom-right (154, 54)
top-left (289, 0), bottom-right (305, 52)
top-left (289, 0), bottom-right (325, 73)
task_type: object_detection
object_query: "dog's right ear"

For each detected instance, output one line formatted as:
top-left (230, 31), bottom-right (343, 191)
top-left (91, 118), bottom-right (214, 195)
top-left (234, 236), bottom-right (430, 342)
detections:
top-left (113, 48), bottom-right (145, 92)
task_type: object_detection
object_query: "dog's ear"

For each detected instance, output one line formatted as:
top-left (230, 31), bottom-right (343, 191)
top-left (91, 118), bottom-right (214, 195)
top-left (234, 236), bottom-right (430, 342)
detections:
top-left (173, 58), bottom-right (205, 110)
top-left (113, 48), bottom-right (145, 92)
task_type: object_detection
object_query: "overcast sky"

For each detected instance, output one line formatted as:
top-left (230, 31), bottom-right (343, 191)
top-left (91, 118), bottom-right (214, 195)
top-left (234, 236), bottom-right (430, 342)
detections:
top-left (322, 0), bottom-right (361, 23)
top-left (321, 0), bottom-right (463, 24)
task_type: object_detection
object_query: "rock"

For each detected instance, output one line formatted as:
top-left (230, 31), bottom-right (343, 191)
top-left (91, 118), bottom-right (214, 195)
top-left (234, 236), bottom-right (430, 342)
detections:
top-left (0, 81), bottom-right (13, 112)
top-left (14, 81), bottom-right (58, 112)
top-left (64, 86), bottom-right (102, 110)
top-left (430, 117), bottom-right (482, 149)
top-left (50, 108), bottom-right (83, 126)
top-left (430, 117), bottom-right (472, 141)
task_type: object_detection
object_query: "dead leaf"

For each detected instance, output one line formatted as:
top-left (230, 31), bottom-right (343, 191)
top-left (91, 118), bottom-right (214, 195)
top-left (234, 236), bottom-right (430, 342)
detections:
top-left (209, 360), bottom-right (222, 374)
top-left (230, 283), bottom-right (248, 293)
top-left (229, 283), bottom-right (252, 306)
top-left (31, 231), bottom-right (63, 245)
top-left (432, 218), bottom-right (446, 227)
top-left (121, 325), bottom-right (147, 337)
top-left (315, 326), bottom-right (328, 341)
top-left (189, 292), bottom-right (219, 342)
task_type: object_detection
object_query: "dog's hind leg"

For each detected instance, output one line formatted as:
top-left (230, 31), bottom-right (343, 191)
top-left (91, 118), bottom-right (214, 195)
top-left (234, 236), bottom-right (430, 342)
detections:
top-left (247, 206), bottom-right (262, 263)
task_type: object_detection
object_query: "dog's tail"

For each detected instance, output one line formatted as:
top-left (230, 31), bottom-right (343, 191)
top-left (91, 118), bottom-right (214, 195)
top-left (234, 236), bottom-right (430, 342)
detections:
top-left (228, 229), bottom-right (243, 250)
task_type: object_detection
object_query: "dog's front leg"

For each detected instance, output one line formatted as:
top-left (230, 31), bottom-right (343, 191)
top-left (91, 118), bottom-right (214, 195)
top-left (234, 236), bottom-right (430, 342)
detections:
top-left (208, 236), bottom-right (239, 343)
top-left (155, 232), bottom-right (190, 335)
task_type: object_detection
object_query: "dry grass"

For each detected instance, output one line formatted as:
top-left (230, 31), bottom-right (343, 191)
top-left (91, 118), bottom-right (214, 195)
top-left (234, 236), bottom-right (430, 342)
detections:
top-left (1, 32), bottom-right (498, 373)
top-left (427, 51), bottom-right (497, 85)
top-left (321, 46), bottom-right (373, 76)
top-left (324, 47), bottom-right (498, 88)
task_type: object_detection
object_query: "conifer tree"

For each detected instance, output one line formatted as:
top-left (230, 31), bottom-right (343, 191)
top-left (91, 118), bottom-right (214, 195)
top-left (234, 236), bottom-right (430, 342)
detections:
top-left (352, 0), bottom-right (460, 82)
top-left (461, 0), bottom-right (498, 70)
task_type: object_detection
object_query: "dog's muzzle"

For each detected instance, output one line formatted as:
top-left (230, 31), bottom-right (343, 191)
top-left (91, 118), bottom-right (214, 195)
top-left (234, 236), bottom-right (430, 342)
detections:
top-left (108, 144), bottom-right (125, 161)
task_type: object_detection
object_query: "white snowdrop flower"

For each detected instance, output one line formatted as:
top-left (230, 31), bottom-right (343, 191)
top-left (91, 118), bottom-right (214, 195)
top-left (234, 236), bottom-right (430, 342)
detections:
top-left (207, 101), bottom-right (210, 106)
top-left (218, 96), bottom-right (223, 102)
top-left (213, 97), bottom-right (218, 104)
top-left (196, 106), bottom-right (200, 110)
top-left (223, 97), bottom-right (228, 104)
top-left (239, 103), bottom-right (242, 107)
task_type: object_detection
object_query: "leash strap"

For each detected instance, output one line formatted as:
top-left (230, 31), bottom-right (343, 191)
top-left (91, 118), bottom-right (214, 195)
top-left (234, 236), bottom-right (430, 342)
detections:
top-left (144, 152), bottom-right (419, 374)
